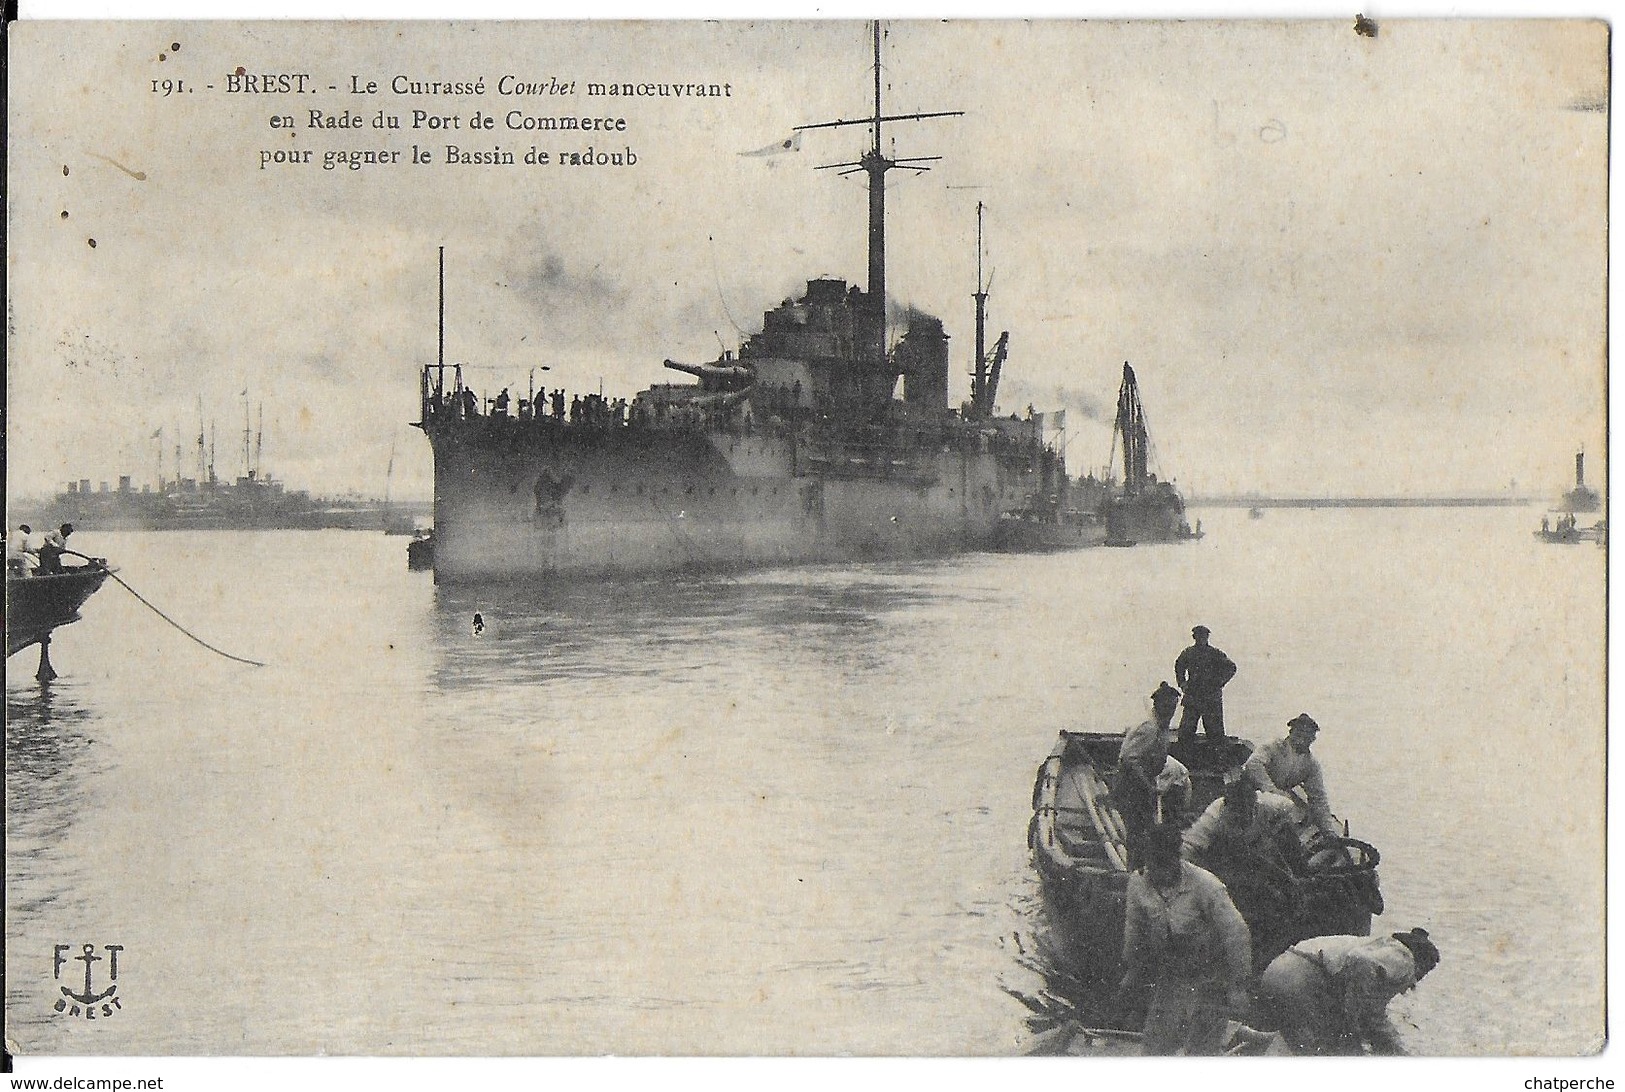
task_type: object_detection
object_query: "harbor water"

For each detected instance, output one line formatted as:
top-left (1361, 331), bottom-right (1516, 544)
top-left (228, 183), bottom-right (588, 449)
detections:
top-left (4, 506), bottom-right (1605, 1055)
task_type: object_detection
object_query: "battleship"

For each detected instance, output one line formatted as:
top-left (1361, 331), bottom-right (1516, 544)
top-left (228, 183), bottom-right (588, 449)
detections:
top-left (38, 409), bottom-right (419, 532)
top-left (417, 26), bottom-right (1065, 581)
top-left (39, 473), bottom-right (391, 532)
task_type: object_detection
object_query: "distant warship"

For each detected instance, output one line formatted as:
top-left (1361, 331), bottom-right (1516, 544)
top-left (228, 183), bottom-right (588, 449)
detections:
top-left (41, 408), bottom-right (399, 532)
top-left (417, 26), bottom-right (1062, 580)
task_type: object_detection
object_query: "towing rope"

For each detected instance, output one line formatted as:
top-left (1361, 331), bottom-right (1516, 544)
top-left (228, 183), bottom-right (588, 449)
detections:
top-left (66, 550), bottom-right (266, 668)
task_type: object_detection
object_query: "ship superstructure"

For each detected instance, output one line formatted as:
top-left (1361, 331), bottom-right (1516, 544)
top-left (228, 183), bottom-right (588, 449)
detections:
top-left (417, 25), bottom-right (1053, 580)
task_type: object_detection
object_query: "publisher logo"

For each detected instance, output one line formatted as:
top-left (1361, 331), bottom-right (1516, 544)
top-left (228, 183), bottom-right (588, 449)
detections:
top-left (52, 943), bottom-right (124, 1019)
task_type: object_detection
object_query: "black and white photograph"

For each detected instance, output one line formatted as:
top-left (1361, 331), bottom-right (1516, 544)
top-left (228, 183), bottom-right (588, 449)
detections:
top-left (3, 6), bottom-right (1611, 1088)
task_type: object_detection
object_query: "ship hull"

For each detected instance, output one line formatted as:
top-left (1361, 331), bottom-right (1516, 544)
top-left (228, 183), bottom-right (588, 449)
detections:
top-left (426, 419), bottom-right (1037, 580)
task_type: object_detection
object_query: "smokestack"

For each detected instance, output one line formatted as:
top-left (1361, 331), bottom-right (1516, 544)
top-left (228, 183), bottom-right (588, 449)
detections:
top-left (1576, 451), bottom-right (1585, 488)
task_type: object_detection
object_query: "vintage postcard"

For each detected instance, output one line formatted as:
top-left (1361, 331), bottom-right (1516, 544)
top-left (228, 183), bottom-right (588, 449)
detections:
top-left (3, 11), bottom-right (1609, 1085)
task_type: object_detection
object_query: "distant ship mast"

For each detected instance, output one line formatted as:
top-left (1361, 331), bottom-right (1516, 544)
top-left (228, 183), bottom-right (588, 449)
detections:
top-left (969, 201), bottom-right (1010, 419)
top-left (794, 22), bottom-right (962, 366)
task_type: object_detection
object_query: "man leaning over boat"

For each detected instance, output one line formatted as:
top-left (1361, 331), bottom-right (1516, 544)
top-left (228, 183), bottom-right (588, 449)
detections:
top-left (1256, 928), bottom-right (1440, 1055)
top-left (38, 523), bottom-right (75, 575)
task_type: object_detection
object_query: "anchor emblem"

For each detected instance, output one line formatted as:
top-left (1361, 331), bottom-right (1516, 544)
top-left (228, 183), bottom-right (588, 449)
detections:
top-left (55, 943), bottom-right (121, 1006)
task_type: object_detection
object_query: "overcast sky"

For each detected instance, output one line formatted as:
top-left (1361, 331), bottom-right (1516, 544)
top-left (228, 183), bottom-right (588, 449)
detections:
top-left (7, 18), bottom-right (1607, 501)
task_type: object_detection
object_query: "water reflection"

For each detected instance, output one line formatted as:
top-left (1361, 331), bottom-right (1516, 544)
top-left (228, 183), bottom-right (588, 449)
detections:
top-left (6, 681), bottom-right (104, 917)
top-left (428, 569), bottom-right (946, 688)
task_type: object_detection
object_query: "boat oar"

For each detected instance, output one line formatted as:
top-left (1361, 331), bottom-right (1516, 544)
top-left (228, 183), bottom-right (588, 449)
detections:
top-left (1083, 767), bottom-right (1132, 853)
top-left (64, 550), bottom-right (266, 667)
top-left (1077, 770), bottom-right (1129, 871)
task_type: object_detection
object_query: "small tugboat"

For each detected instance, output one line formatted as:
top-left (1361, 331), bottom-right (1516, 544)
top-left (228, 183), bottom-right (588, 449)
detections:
top-left (1100, 364), bottom-right (1201, 545)
top-left (1536, 512), bottom-right (1606, 545)
top-left (1559, 451), bottom-right (1601, 514)
top-left (5, 560), bottom-right (112, 680)
top-left (1028, 730), bottom-right (1383, 998)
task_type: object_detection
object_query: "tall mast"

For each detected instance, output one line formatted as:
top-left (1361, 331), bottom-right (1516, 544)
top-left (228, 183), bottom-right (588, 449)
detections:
top-left (866, 22), bottom-right (885, 321)
top-left (243, 393), bottom-right (252, 480)
top-left (973, 201), bottom-right (988, 413)
top-left (256, 404), bottom-right (264, 475)
top-left (795, 22), bottom-right (961, 364)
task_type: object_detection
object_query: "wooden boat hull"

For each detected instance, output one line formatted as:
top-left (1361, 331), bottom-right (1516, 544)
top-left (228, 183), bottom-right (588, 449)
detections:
top-left (5, 567), bottom-right (111, 657)
top-left (1029, 730), bottom-right (1381, 990)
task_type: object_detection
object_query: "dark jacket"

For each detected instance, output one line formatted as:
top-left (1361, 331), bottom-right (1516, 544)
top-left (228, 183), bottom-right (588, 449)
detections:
top-left (1175, 643), bottom-right (1237, 699)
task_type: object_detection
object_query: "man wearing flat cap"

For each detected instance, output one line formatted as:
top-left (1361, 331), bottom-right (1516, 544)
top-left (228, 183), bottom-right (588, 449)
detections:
top-left (1174, 626), bottom-right (1237, 745)
top-left (1114, 681), bottom-right (1184, 865)
top-left (1243, 714), bottom-right (1340, 839)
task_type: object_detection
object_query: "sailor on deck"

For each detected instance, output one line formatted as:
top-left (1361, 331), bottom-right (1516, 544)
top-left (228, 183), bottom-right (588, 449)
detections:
top-left (1113, 681), bottom-right (1183, 864)
top-left (1182, 778), bottom-right (1306, 935)
top-left (1120, 823), bottom-right (1253, 1055)
top-left (1182, 778), bottom-right (1303, 867)
top-left (1256, 928), bottom-right (1440, 1055)
top-left (1244, 714), bottom-right (1341, 840)
top-left (7, 524), bottom-right (39, 575)
top-left (38, 523), bottom-right (73, 575)
top-left (1175, 625), bottom-right (1237, 743)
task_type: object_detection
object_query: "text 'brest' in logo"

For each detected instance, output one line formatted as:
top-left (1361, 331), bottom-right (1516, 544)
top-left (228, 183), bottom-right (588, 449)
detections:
top-left (53, 943), bottom-right (124, 1019)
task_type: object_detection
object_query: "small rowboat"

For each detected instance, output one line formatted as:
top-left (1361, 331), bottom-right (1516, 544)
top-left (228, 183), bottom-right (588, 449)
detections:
top-left (1029, 730), bottom-right (1383, 992)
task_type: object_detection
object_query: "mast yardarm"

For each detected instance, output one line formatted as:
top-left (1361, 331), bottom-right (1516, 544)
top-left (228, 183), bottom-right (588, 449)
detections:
top-left (794, 22), bottom-right (961, 365)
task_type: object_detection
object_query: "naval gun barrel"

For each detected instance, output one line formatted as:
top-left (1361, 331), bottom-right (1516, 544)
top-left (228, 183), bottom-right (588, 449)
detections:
top-left (663, 359), bottom-right (756, 390)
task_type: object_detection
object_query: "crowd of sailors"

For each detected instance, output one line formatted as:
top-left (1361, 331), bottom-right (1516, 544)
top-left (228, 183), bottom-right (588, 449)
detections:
top-left (424, 380), bottom-right (812, 436)
top-left (421, 377), bottom-right (1049, 458)
top-left (1106, 625), bottom-right (1437, 1056)
top-left (428, 384), bottom-right (634, 428)
top-left (5, 522), bottom-right (78, 576)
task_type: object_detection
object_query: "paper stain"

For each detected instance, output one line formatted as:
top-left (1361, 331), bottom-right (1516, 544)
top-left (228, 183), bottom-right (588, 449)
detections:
top-left (89, 152), bottom-right (147, 182)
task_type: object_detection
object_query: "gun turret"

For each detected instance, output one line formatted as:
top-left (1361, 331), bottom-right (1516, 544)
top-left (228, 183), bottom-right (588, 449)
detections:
top-left (663, 359), bottom-right (756, 391)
